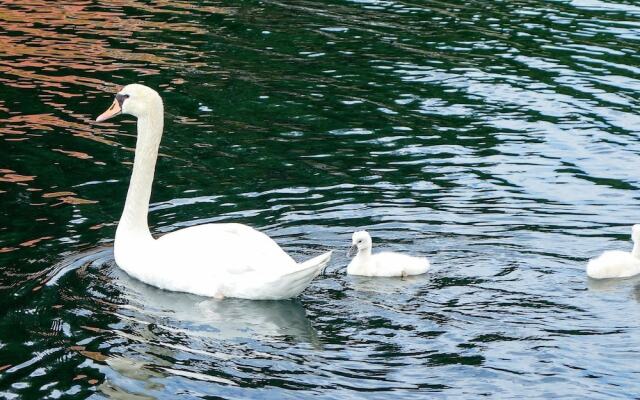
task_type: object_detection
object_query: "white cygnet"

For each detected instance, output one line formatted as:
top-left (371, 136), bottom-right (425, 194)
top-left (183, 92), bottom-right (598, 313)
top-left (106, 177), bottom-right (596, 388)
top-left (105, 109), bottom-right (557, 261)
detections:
top-left (587, 224), bottom-right (640, 279)
top-left (347, 230), bottom-right (430, 277)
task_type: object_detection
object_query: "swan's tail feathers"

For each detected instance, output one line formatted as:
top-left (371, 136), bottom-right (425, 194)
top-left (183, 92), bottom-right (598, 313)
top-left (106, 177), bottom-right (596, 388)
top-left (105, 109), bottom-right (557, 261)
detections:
top-left (298, 250), bottom-right (332, 275)
top-left (270, 251), bottom-right (332, 300)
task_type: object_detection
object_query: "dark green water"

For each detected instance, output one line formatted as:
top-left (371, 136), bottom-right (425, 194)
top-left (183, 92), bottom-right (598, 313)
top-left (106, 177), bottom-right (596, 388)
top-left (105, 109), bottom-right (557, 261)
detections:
top-left (1, 0), bottom-right (640, 398)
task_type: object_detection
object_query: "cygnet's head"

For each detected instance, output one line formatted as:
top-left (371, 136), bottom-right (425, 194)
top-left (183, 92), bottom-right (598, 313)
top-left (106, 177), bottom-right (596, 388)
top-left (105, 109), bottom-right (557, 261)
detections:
top-left (632, 224), bottom-right (640, 242)
top-left (96, 84), bottom-right (163, 122)
top-left (348, 230), bottom-right (372, 257)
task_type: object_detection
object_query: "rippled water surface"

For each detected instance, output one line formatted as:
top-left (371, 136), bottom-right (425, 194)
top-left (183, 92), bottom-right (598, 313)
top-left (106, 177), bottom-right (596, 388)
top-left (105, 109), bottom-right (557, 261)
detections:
top-left (1, 0), bottom-right (640, 398)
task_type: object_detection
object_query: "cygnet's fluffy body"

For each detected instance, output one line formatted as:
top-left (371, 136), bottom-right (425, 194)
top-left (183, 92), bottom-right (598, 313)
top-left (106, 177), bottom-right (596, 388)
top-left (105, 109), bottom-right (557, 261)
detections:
top-left (587, 224), bottom-right (640, 279)
top-left (347, 231), bottom-right (430, 277)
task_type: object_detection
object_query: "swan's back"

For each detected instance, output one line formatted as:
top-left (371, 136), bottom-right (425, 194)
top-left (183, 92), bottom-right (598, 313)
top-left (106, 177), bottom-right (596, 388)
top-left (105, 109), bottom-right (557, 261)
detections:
top-left (374, 252), bottom-right (430, 276)
top-left (586, 250), bottom-right (640, 279)
top-left (157, 223), bottom-right (296, 272)
top-left (348, 251), bottom-right (430, 277)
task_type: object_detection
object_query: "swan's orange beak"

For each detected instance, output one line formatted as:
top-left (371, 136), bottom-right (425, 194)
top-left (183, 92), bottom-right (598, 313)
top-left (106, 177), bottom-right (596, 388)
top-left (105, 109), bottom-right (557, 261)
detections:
top-left (96, 98), bottom-right (122, 122)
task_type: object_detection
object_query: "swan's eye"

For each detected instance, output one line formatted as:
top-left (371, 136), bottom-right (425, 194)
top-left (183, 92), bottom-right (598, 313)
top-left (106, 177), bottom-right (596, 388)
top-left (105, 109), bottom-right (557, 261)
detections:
top-left (115, 93), bottom-right (130, 106)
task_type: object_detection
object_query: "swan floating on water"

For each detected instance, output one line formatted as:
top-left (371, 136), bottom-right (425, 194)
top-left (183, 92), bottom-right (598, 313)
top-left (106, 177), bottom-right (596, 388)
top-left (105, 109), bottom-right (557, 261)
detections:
top-left (347, 230), bottom-right (430, 277)
top-left (95, 84), bottom-right (331, 300)
top-left (587, 225), bottom-right (640, 279)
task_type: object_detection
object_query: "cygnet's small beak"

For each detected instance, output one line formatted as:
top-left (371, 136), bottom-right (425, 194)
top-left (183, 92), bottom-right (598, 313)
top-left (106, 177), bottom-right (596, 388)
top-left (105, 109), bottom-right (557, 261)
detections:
top-left (96, 97), bottom-right (122, 122)
top-left (347, 244), bottom-right (358, 257)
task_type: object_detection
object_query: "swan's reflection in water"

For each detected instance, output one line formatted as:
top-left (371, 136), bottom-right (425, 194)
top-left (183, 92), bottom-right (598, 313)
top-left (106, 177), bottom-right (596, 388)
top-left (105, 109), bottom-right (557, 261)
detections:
top-left (587, 274), bottom-right (640, 292)
top-left (48, 247), bottom-right (319, 345)
top-left (97, 355), bottom-right (238, 398)
top-left (51, 248), bottom-right (322, 396)
top-left (347, 273), bottom-right (430, 295)
top-left (587, 274), bottom-right (640, 304)
top-left (109, 261), bottom-right (321, 344)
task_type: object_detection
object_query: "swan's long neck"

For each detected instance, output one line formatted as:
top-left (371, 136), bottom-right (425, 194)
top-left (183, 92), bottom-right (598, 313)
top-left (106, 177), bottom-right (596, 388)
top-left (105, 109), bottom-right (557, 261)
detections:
top-left (359, 247), bottom-right (372, 258)
top-left (633, 240), bottom-right (640, 259)
top-left (356, 246), bottom-right (372, 263)
top-left (116, 103), bottom-right (163, 242)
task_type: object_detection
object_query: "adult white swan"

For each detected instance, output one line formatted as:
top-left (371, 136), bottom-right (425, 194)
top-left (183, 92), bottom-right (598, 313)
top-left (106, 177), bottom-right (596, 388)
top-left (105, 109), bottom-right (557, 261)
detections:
top-left (96, 84), bottom-right (331, 300)
top-left (586, 224), bottom-right (640, 279)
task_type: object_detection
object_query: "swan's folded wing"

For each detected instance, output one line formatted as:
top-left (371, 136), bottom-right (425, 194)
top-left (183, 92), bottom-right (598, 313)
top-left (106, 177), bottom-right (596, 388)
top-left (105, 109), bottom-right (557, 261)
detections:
top-left (156, 222), bottom-right (297, 274)
top-left (223, 251), bottom-right (332, 300)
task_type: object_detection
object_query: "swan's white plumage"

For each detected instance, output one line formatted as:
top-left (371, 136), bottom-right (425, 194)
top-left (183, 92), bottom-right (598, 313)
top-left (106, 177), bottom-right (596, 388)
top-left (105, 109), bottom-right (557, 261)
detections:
top-left (586, 224), bottom-right (640, 279)
top-left (347, 230), bottom-right (430, 277)
top-left (100, 84), bottom-right (331, 300)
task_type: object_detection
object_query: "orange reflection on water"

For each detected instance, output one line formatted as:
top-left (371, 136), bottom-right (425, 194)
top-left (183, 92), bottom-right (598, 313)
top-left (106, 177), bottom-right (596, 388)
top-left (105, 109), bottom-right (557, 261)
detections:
top-left (42, 191), bottom-right (77, 198)
top-left (0, 112), bottom-right (116, 146)
top-left (53, 196), bottom-right (98, 206)
top-left (0, 0), bottom-right (228, 147)
top-left (0, 171), bottom-right (35, 183)
top-left (19, 236), bottom-right (53, 247)
top-left (52, 149), bottom-right (93, 160)
top-left (0, 0), bottom-right (227, 92)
